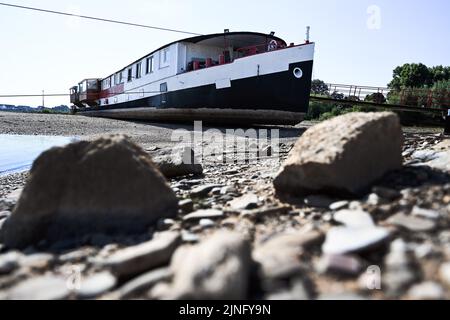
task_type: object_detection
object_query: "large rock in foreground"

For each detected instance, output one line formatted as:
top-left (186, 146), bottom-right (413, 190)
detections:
top-left (0, 135), bottom-right (178, 249)
top-left (274, 112), bottom-right (403, 196)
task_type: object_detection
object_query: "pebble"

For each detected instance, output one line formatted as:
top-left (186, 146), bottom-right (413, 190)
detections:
top-left (199, 219), bottom-right (216, 228)
top-left (0, 252), bottom-right (21, 274)
top-left (317, 254), bottom-right (362, 276)
top-left (439, 262), bottom-right (450, 287)
top-left (7, 275), bottom-right (70, 300)
top-left (333, 209), bottom-right (374, 228)
top-left (227, 193), bottom-right (259, 210)
top-left (329, 200), bottom-right (349, 211)
top-left (322, 226), bottom-right (390, 255)
top-left (98, 231), bottom-right (181, 278)
top-left (387, 213), bottom-right (436, 232)
top-left (0, 210), bottom-right (10, 220)
top-left (181, 231), bottom-right (200, 243)
top-left (183, 209), bottom-right (224, 222)
top-left (372, 186), bottom-right (401, 200)
top-left (20, 253), bottom-right (54, 270)
top-left (178, 199), bottom-right (194, 214)
top-left (77, 271), bottom-right (117, 299)
top-left (304, 195), bottom-right (335, 208)
top-left (411, 206), bottom-right (440, 220)
top-left (190, 184), bottom-right (223, 198)
top-left (407, 282), bottom-right (444, 300)
top-left (118, 267), bottom-right (172, 299)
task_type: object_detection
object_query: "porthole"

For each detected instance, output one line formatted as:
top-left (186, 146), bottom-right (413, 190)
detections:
top-left (293, 67), bottom-right (303, 79)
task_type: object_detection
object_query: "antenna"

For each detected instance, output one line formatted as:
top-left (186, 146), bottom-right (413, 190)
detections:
top-left (306, 26), bottom-right (311, 43)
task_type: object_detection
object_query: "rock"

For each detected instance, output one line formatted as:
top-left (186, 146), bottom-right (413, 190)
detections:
top-left (254, 230), bottom-right (323, 279)
top-left (59, 247), bottom-right (97, 263)
top-left (153, 146), bottom-right (203, 178)
top-left (383, 239), bottom-right (417, 297)
top-left (317, 254), bottom-right (362, 276)
top-left (387, 213), bottom-right (436, 232)
top-left (7, 275), bottom-right (70, 300)
top-left (190, 184), bottom-right (223, 198)
top-left (77, 271), bottom-right (117, 299)
top-left (163, 231), bottom-right (251, 300)
top-left (329, 201), bottom-right (349, 211)
top-left (266, 278), bottom-right (311, 300)
top-left (333, 209), bottom-right (374, 228)
top-left (274, 112), bottom-right (403, 196)
top-left (411, 206), bottom-right (440, 220)
top-left (0, 135), bottom-right (178, 249)
top-left (20, 253), bottom-right (54, 270)
top-left (322, 226), bottom-right (390, 255)
top-left (411, 150), bottom-right (438, 162)
top-left (181, 231), bottom-right (199, 243)
top-left (178, 199), bottom-right (194, 214)
top-left (227, 193), bottom-right (259, 210)
top-left (304, 195), bottom-right (335, 208)
top-left (439, 262), bottom-right (450, 287)
top-left (0, 252), bottom-right (21, 274)
top-left (183, 209), bottom-right (224, 222)
top-left (98, 231), bottom-right (180, 278)
top-left (199, 219), bottom-right (216, 228)
top-left (118, 267), bottom-right (172, 299)
top-left (407, 282), bottom-right (444, 300)
top-left (0, 210), bottom-right (10, 220)
top-left (318, 293), bottom-right (366, 300)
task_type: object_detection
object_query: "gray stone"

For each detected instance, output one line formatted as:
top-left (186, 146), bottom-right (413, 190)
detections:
top-left (407, 282), bottom-right (444, 300)
top-left (7, 275), bottom-right (70, 300)
top-left (439, 262), bottom-right (450, 287)
top-left (0, 210), bottom-right (10, 220)
top-left (183, 209), bottom-right (224, 222)
top-left (372, 186), bottom-right (401, 200)
top-left (0, 252), bottom-right (21, 274)
top-left (98, 231), bottom-right (180, 278)
top-left (254, 230), bottom-right (323, 279)
top-left (333, 209), bottom-right (374, 228)
top-left (20, 253), bottom-right (54, 270)
top-left (154, 146), bottom-right (203, 178)
top-left (77, 271), bottom-right (117, 299)
top-left (322, 226), bottom-right (390, 255)
top-left (411, 206), bottom-right (440, 220)
top-left (59, 247), bottom-right (97, 263)
top-left (387, 213), bottom-right (436, 232)
top-left (199, 219), bottom-right (216, 228)
top-left (329, 200), bottom-right (349, 211)
top-left (266, 278), bottom-right (311, 300)
top-left (317, 254), bottom-right (362, 276)
top-left (190, 184), bottom-right (223, 198)
top-left (118, 267), bottom-right (172, 299)
top-left (274, 112), bottom-right (403, 196)
top-left (181, 231), bottom-right (200, 243)
top-left (178, 199), bottom-right (194, 214)
top-left (0, 135), bottom-right (178, 249)
top-left (163, 231), bottom-right (251, 300)
top-left (227, 193), bottom-right (259, 210)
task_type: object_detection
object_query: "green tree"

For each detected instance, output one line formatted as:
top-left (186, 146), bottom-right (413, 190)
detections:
top-left (429, 65), bottom-right (450, 83)
top-left (311, 79), bottom-right (329, 96)
top-left (388, 63), bottom-right (432, 90)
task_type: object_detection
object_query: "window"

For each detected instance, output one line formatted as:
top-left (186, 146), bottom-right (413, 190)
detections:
top-left (160, 48), bottom-right (170, 67)
top-left (127, 68), bottom-right (132, 82)
top-left (114, 72), bottom-right (123, 85)
top-left (136, 62), bottom-right (142, 79)
top-left (160, 82), bottom-right (168, 93)
top-left (146, 56), bottom-right (154, 74)
top-left (163, 48), bottom-right (169, 63)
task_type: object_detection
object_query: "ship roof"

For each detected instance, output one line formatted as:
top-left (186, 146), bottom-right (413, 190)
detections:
top-left (106, 31), bottom-right (287, 80)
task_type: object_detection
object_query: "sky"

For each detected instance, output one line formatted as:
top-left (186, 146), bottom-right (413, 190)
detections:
top-left (0, 0), bottom-right (449, 107)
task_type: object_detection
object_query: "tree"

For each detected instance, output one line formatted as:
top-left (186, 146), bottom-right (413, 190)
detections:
top-left (388, 63), bottom-right (432, 90)
top-left (365, 93), bottom-right (386, 104)
top-left (429, 65), bottom-right (450, 83)
top-left (311, 79), bottom-right (329, 96)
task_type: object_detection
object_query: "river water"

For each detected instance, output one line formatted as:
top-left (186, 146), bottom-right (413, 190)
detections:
top-left (0, 135), bottom-right (75, 175)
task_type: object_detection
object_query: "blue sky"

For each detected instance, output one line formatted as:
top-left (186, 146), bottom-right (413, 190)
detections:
top-left (0, 0), bottom-right (449, 107)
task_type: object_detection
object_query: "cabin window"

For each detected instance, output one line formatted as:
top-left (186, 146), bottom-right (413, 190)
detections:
top-left (160, 48), bottom-right (170, 68)
top-left (136, 63), bottom-right (142, 79)
top-left (160, 82), bottom-right (168, 93)
top-left (102, 78), bottom-right (111, 90)
top-left (127, 68), bottom-right (133, 82)
top-left (163, 49), bottom-right (169, 63)
top-left (146, 56), bottom-right (154, 74)
top-left (114, 72), bottom-right (122, 85)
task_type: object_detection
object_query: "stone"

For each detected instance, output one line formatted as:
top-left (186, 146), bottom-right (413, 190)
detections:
top-left (181, 231), bottom-right (199, 243)
top-left (274, 112), bottom-right (403, 196)
top-left (407, 282), bottom-right (444, 300)
top-left (190, 184), bottom-right (223, 198)
top-left (153, 146), bottom-right (203, 178)
top-left (333, 209), bottom-right (374, 228)
top-left (372, 186), bottom-right (401, 201)
top-left (387, 213), bottom-right (436, 232)
top-left (227, 193), bottom-right (259, 210)
top-left (322, 226), bottom-right (390, 255)
top-left (163, 231), bottom-right (251, 300)
top-left (118, 267), bottom-right (172, 299)
top-left (304, 195), bottom-right (335, 208)
top-left (178, 199), bottom-right (194, 214)
top-left (77, 271), bottom-right (117, 299)
top-left (59, 247), bottom-right (97, 263)
top-left (254, 230), bottom-right (323, 279)
top-left (411, 206), bottom-right (440, 220)
top-left (0, 252), bottom-right (21, 274)
top-left (317, 254), bottom-right (362, 276)
top-left (20, 253), bottom-right (54, 270)
top-left (329, 200), bottom-right (349, 211)
top-left (266, 278), bottom-right (311, 300)
top-left (7, 275), bottom-right (70, 300)
top-left (199, 219), bottom-right (216, 228)
top-left (0, 135), bottom-right (178, 249)
top-left (183, 209), bottom-right (224, 222)
top-left (439, 262), bottom-right (450, 287)
top-left (0, 210), bottom-right (10, 220)
top-left (98, 231), bottom-right (180, 278)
